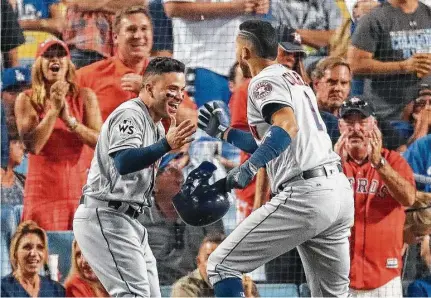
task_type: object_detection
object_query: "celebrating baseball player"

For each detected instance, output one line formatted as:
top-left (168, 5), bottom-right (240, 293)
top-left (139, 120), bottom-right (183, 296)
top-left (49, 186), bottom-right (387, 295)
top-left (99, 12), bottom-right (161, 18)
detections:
top-left (73, 57), bottom-right (196, 297)
top-left (198, 20), bottom-right (354, 297)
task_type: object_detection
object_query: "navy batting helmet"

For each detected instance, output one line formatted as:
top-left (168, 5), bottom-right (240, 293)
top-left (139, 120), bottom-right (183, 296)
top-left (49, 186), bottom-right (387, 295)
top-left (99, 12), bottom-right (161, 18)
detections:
top-left (172, 161), bottom-right (230, 227)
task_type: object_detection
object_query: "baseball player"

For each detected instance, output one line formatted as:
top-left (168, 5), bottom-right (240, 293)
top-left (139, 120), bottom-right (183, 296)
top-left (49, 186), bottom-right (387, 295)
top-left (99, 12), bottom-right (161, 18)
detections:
top-left (198, 20), bottom-right (354, 297)
top-left (73, 57), bottom-right (196, 297)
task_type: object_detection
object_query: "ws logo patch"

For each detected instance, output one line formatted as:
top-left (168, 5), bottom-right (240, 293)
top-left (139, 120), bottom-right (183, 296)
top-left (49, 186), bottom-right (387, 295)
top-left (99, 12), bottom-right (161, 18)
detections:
top-left (118, 118), bottom-right (135, 135)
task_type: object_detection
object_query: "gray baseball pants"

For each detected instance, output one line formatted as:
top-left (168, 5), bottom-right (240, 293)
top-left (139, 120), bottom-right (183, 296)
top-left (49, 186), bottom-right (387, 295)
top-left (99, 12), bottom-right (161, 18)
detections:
top-left (207, 172), bottom-right (354, 297)
top-left (73, 198), bottom-right (161, 297)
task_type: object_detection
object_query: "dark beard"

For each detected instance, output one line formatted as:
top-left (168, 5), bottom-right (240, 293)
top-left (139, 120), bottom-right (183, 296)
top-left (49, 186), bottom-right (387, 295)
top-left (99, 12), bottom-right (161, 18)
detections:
top-left (239, 61), bottom-right (252, 78)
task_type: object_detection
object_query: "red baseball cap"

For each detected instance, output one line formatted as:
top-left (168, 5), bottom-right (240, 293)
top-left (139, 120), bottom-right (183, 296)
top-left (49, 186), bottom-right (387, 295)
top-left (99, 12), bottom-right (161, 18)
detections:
top-left (36, 38), bottom-right (70, 58)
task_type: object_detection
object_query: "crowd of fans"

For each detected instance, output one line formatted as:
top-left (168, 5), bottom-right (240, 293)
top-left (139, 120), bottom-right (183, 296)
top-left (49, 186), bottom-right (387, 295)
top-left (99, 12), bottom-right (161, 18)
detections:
top-left (1, 0), bottom-right (431, 296)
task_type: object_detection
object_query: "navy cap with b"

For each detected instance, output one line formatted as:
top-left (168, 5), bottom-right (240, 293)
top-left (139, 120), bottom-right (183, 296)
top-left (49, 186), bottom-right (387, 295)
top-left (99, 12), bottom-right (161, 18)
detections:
top-left (340, 96), bottom-right (375, 119)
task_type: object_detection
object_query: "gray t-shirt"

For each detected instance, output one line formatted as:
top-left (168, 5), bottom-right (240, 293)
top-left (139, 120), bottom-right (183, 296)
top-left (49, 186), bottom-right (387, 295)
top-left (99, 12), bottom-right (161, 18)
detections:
top-left (351, 2), bottom-right (431, 121)
top-left (83, 98), bottom-right (165, 206)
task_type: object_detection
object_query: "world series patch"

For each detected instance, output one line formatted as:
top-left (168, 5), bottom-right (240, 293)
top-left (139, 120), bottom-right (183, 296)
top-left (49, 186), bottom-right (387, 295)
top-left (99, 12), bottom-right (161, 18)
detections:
top-left (253, 80), bottom-right (273, 100)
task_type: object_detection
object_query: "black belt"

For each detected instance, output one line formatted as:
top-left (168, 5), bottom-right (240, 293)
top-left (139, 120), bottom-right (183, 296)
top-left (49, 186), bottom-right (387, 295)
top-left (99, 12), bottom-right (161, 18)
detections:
top-left (302, 163), bottom-right (343, 180)
top-left (80, 196), bottom-right (143, 219)
top-left (284, 163), bottom-right (343, 186)
top-left (108, 201), bottom-right (142, 219)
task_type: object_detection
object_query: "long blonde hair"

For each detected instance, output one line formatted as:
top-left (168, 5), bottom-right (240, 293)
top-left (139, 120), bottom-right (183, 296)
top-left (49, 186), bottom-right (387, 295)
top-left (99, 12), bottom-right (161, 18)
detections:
top-left (65, 240), bottom-right (108, 297)
top-left (30, 57), bottom-right (79, 110)
top-left (9, 220), bottom-right (49, 272)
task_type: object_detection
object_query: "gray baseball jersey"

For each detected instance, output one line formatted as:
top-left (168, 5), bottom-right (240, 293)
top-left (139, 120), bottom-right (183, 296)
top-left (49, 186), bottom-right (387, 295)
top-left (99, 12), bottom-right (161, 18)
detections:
top-left (247, 64), bottom-right (340, 192)
top-left (83, 98), bottom-right (165, 206)
top-left (207, 64), bottom-right (354, 297)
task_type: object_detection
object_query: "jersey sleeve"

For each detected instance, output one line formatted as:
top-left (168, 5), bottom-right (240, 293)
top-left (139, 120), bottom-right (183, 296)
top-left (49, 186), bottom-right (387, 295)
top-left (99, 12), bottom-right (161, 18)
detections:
top-left (107, 109), bottom-right (145, 155)
top-left (248, 75), bottom-right (293, 118)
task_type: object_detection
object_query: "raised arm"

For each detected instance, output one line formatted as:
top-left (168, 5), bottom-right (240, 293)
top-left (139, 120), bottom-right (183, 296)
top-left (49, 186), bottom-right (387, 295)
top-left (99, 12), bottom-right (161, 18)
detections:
top-left (19, 3), bottom-right (66, 35)
top-left (197, 101), bottom-right (258, 154)
top-left (59, 88), bottom-right (102, 148)
top-left (163, 0), bottom-right (255, 20)
top-left (15, 92), bottom-right (62, 155)
top-left (225, 106), bottom-right (298, 190)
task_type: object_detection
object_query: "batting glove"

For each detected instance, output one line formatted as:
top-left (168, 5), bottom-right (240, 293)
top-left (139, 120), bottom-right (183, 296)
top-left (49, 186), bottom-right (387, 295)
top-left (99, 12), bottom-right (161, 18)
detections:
top-left (225, 161), bottom-right (258, 191)
top-left (197, 101), bottom-right (230, 139)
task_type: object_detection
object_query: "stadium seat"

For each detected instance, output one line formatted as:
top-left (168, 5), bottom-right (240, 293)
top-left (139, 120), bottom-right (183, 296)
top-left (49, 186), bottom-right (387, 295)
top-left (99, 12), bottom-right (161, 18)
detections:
top-left (46, 231), bottom-right (74, 282)
top-left (256, 283), bottom-right (299, 297)
top-left (299, 283), bottom-right (311, 297)
top-left (17, 31), bottom-right (56, 67)
top-left (160, 285), bottom-right (172, 297)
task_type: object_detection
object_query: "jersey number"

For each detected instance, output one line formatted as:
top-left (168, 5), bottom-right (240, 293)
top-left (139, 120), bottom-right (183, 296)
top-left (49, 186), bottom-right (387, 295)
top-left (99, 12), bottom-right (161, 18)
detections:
top-left (304, 90), bottom-right (324, 131)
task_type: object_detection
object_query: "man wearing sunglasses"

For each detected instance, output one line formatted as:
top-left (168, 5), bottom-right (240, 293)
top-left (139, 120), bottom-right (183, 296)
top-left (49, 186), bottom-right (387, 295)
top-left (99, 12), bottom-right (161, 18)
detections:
top-left (335, 96), bottom-right (417, 296)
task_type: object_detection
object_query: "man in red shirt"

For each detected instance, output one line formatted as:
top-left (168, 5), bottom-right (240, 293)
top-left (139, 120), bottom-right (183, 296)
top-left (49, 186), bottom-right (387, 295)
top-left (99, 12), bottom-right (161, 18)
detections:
top-left (76, 5), bottom-right (196, 123)
top-left (76, 5), bottom-right (153, 121)
top-left (335, 96), bottom-right (416, 296)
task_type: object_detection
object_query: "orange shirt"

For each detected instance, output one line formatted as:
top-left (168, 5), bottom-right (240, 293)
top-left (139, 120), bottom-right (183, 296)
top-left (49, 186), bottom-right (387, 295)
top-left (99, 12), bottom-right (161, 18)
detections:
top-left (65, 274), bottom-right (108, 297)
top-left (76, 55), bottom-right (196, 127)
top-left (343, 149), bottom-right (415, 290)
top-left (76, 56), bottom-right (149, 121)
top-left (229, 79), bottom-right (257, 214)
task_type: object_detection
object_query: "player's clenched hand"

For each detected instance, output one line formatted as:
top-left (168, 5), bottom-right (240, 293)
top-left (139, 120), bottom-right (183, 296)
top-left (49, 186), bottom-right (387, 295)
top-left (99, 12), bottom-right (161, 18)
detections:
top-left (225, 161), bottom-right (257, 190)
top-left (166, 116), bottom-right (196, 150)
top-left (197, 101), bottom-right (230, 139)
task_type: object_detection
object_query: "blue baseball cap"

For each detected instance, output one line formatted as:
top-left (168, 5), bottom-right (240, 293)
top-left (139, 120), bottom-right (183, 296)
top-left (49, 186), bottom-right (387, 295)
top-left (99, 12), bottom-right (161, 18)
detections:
top-left (1, 67), bottom-right (31, 92)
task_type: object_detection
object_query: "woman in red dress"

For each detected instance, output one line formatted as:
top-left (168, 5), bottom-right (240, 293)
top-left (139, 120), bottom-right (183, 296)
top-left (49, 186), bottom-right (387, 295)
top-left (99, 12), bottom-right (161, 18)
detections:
top-left (15, 39), bottom-right (102, 230)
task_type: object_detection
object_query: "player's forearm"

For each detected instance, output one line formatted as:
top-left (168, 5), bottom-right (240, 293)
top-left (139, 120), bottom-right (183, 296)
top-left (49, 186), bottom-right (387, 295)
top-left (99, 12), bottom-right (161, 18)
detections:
top-left (111, 139), bottom-right (171, 175)
top-left (253, 168), bottom-right (270, 210)
top-left (19, 19), bottom-right (63, 35)
top-left (23, 109), bottom-right (60, 155)
top-left (224, 128), bottom-right (258, 154)
top-left (164, 2), bottom-right (245, 20)
top-left (377, 163), bottom-right (416, 206)
top-left (295, 29), bottom-right (334, 48)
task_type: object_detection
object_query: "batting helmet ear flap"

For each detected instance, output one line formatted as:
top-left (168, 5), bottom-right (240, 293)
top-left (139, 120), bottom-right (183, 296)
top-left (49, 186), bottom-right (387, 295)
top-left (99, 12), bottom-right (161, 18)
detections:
top-left (172, 162), bottom-right (230, 227)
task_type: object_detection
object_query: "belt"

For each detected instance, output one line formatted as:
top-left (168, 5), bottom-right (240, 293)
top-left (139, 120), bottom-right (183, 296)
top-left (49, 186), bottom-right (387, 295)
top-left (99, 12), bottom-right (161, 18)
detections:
top-left (80, 196), bottom-right (143, 219)
top-left (108, 201), bottom-right (142, 219)
top-left (285, 163), bottom-right (343, 185)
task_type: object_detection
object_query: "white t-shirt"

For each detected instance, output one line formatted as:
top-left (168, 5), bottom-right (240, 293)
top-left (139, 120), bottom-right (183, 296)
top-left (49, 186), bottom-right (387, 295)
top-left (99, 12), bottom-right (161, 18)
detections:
top-left (164, 0), bottom-right (243, 76)
top-left (247, 64), bottom-right (340, 192)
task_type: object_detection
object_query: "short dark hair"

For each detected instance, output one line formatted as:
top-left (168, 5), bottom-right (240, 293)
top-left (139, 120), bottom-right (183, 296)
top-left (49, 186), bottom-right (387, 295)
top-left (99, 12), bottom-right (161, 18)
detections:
top-left (142, 57), bottom-right (185, 83)
top-left (239, 20), bottom-right (278, 60)
top-left (114, 5), bottom-right (152, 33)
